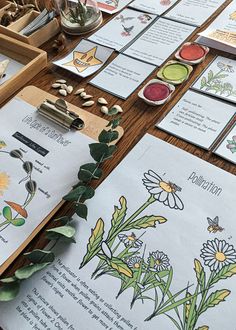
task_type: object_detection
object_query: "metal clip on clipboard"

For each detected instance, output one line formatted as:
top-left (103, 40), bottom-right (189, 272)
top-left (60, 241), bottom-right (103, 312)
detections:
top-left (37, 98), bottom-right (85, 131)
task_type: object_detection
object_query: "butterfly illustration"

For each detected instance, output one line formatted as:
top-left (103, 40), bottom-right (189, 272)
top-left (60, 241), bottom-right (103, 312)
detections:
top-left (207, 216), bottom-right (224, 234)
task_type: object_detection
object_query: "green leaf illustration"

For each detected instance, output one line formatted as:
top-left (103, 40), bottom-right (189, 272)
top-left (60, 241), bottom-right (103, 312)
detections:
top-left (24, 250), bottom-right (55, 264)
top-left (109, 257), bottom-right (133, 278)
top-left (0, 283), bottom-right (20, 302)
top-left (111, 196), bottom-right (127, 230)
top-left (15, 263), bottom-right (51, 280)
top-left (157, 293), bottom-right (196, 315)
top-left (80, 218), bottom-right (104, 268)
top-left (200, 77), bottom-right (207, 89)
top-left (194, 259), bottom-right (205, 291)
top-left (201, 289), bottom-right (230, 314)
top-left (208, 70), bottom-right (214, 81)
top-left (211, 263), bottom-right (236, 285)
top-left (125, 215), bottom-right (167, 231)
top-left (2, 206), bottom-right (12, 221)
top-left (196, 326), bottom-right (209, 330)
top-left (164, 267), bottom-right (173, 296)
top-left (10, 218), bottom-right (25, 226)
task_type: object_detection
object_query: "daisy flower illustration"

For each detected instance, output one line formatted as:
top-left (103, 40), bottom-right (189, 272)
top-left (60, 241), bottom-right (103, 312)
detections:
top-left (201, 238), bottom-right (236, 272)
top-left (118, 232), bottom-right (143, 248)
top-left (142, 170), bottom-right (184, 210)
top-left (127, 256), bottom-right (143, 269)
top-left (0, 172), bottom-right (10, 196)
top-left (217, 62), bottom-right (234, 73)
top-left (148, 250), bottom-right (170, 272)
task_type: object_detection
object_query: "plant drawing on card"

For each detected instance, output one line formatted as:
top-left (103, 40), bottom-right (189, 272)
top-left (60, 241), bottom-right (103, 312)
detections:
top-left (0, 143), bottom-right (37, 233)
top-left (80, 169), bottom-right (236, 329)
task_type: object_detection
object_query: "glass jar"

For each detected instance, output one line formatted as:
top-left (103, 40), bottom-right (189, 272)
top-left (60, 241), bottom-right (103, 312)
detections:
top-left (56, 0), bottom-right (103, 35)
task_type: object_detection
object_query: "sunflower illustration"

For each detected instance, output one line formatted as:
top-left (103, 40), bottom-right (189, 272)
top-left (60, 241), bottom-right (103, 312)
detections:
top-left (118, 232), bottom-right (143, 248)
top-left (0, 172), bottom-right (10, 196)
top-left (148, 250), bottom-right (170, 272)
top-left (142, 170), bottom-right (184, 210)
top-left (201, 238), bottom-right (236, 272)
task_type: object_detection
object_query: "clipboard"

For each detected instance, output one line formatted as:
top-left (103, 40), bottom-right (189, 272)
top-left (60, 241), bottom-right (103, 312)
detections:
top-left (0, 86), bottom-right (124, 275)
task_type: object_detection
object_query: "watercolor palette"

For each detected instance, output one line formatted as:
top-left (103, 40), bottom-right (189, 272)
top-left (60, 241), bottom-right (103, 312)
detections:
top-left (157, 60), bottom-right (193, 85)
top-left (175, 42), bottom-right (209, 65)
top-left (138, 79), bottom-right (175, 106)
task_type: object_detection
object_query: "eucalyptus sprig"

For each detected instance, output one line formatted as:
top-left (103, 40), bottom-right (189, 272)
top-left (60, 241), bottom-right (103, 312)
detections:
top-left (0, 110), bottom-right (122, 302)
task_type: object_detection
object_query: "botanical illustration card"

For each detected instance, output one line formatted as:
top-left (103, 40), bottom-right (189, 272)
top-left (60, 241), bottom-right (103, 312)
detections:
top-left (123, 18), bottom-right (195, 66)
top-left (129, 0), bottom-right (178, 15)
top-left (214, 123), bottom-right (236, 164)
top-left (53, 39), bottom-right (114, 78)
top-left (90, 54), bottom-right (155, 99)
top-left (0, 54), bottom-right (23, 86)
top-left (98, 0), bottom-right (132, 14)
top-left (192, 56), bottom-right (236, 103)
top-left (197, 0), bottom-right (236, 54)
top-left (157, 90), bottom-right (236, 150)
top-left (165, 0), bottom-right (225, 27)
top-left (1, 133), bottom-right (236, 330)
top-left (88, 8), bottom-right (156, 51)
top-left (0, 98), bottom-right (93, 267)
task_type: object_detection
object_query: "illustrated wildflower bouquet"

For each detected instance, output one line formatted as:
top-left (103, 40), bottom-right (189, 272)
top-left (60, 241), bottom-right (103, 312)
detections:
top-left (80, 170), bottom-right (236, 330)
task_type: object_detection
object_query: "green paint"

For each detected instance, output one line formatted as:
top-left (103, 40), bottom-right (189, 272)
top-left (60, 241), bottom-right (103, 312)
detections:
top-left (162, 63), bottom-right (188, 81)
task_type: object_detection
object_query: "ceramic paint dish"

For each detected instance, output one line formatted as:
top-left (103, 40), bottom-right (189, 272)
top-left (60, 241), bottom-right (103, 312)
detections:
top-left (138, 79), bottom-right (175, 106)
top-left (157, 60), bottom-right (193, 85)
top-left (175, 42), bottom-right (209, 65)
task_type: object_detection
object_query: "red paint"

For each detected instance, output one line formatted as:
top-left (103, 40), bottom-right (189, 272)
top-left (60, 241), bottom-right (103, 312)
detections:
top-left (144, 83), bottom-right (170, 101)
top-left (180, 44), bottom-right (205, 61)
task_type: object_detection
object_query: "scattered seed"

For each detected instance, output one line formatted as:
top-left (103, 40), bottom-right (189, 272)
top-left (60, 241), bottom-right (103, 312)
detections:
top-left (67, 85), bottom-right (73, 94)
top-left (56, 79), bottom-right (67, 84)
top-left (98, 97), bottom-right (108, 105)
top-left (59, 89), bottom-right (67, 96)
top-left (74, 88), bottom-right (85, 95)
top-left (100, 106), bottom-right (109, 115)
top-left (113, 104), bottom-right (123, 113)
top-left (82, 101), bottom-right (95, 107)
top-left (61, 84), bottom-right (68, 90)
top-left (83, 94), bottom-right (93, 99)
top-left (80, 92), bottom-right (86, 98)
top-left (52, 83), bottom-right (61, 89)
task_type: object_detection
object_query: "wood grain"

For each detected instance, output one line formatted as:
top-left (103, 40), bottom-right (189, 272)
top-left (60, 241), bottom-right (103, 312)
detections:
top-left (0, 0), bottom-right (235, 321)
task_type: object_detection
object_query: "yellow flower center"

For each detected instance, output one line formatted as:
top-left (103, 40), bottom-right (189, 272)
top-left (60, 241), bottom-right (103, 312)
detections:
top-left (156, 259), bottom-right (162, 265)
top-left (0, 172), bottom-right (9, 195)
top-left (215, 252), bottom-right (226, 262)
top-left (128, 235), bottom-right (135, 241)
top-left (159, 181), bottom-right (173, 193)
top-left (134, 263), bottom-right (140, 269)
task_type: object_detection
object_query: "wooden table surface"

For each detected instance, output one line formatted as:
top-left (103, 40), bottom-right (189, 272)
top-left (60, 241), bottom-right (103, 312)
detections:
top-left (0, 0), bottom-right (235, 306)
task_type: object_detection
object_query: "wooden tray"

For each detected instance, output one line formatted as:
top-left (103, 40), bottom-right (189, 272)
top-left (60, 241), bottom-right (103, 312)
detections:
top-left (0, 2), bottom-right (60, 47)
top-left (0, 86), bottom-right (124, 275)
top-left (0, 34), bottom-right (47, 105)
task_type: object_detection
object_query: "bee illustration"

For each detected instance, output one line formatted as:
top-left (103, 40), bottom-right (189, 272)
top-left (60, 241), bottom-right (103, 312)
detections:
top-left (207, 216), bottom-right (224, 234)
top-left (169, 182), bottom-right (182, 192)
top-left (0, 141), bottom-right (6, 149)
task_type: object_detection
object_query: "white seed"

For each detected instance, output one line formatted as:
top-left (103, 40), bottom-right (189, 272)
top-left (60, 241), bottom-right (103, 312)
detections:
top-left (113, 104), bottom-right (123, 113)
top-left (100, 106), bottom-right (109, 115)
top-left (59, 89), bottom-right (67, 96)
top-left (66, 85), bottom-right (73, 94)
top-left (56, 79), bottom-right (67, 84)
top-left (98, 97), bottom-right (108, 105)
top-left (74, 88), bottom-right (85, 95)
top-left (83, 94), bottom-right (93, 99)
top-left (51, 83), bottom-right (61, 89)
top-left (61, 84), bottom-right (68, 90)
top-left (82, 101), bottom-right (94, 107)
top-left (80, 92), bottom-right (86, 98)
